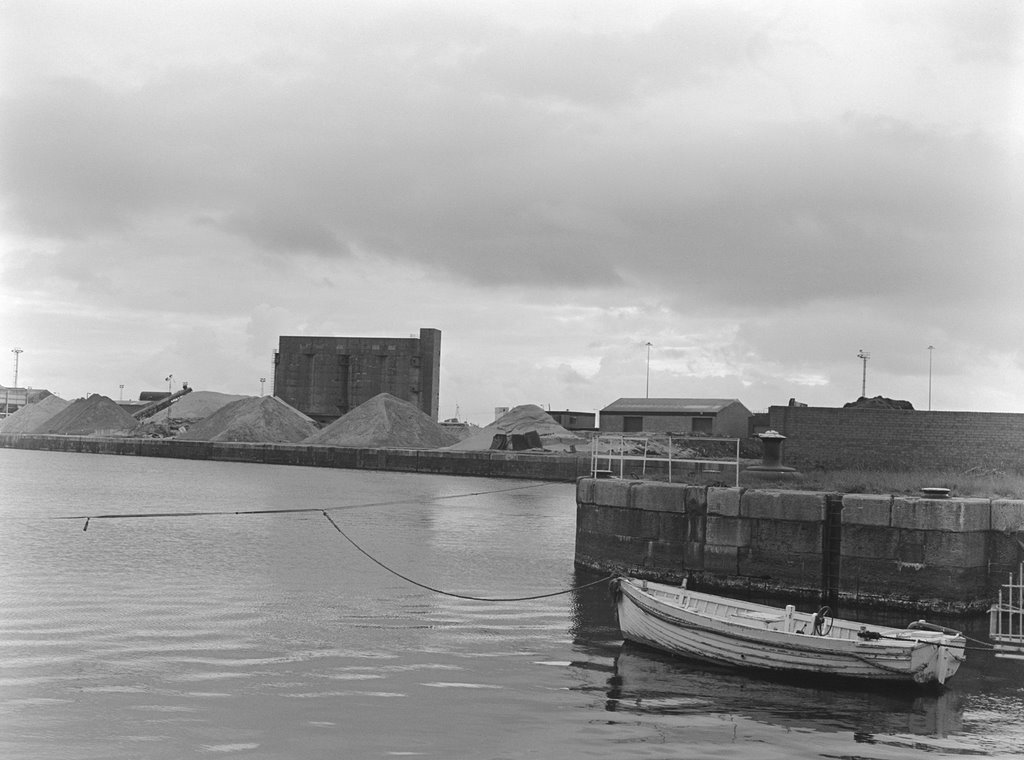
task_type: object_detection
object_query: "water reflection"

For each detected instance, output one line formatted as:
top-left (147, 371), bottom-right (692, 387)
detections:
top-left (607, 643), bottom-right (965, 739)
top-left (565, 565), bottom-right (1024, 753)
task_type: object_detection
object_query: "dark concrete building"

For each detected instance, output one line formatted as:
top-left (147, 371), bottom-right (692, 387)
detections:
top-left (599, 397), bottom-right (751, 437)
top-left (273, 328), bottom-right (441, 424)
top-left (546, 410), bottom-right (597, 432)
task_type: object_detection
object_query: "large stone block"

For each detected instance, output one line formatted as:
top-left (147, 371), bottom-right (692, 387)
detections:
top-left (576, 477), bottom-right (597, 506)
top-left (683, 513), bottom-right (707, 544)
top-left (631, 482), bottom-right (687, 513)
top-left (575, 503), bottom-right (601, 533)
top-left (594, 478), bottom-right (635, 508)
top-left (992, 500), bottom-right (1024, 533)
top-left (595, 505), bottom-right (640, 537)
top-left (643, 539), bottom-right (686, 572)
top-left (896, 530), bottom-right (926, 565)
top-left (988, 536), bottom-right (1024, 579)
top-left (659, 512), bottom-right (688, 541)
top-left (892, 498), bottom-right (990, 532)
top-left (923, 531), bottom-right (988, 568)
top-left (737, 548), bottom-right (819, 586)
top-left (841, 494), bottom-right (892, 526)
top-left (683, 486), bottom-right (709, 515)
top-left (741, 489), bottom-right (826, 522)
top-left (749, 519), bottom-right (823, 555)
top-left (708, 487), bottom-right (741, 516)
top-left (840, 557), bottom-right (899, 599)
top-left (682, 540), bottom-right (705, 571)
top-left (706, 515), bottom-right (751, 547)
top-left (841, 524), bottom-right (900, 560)
top-left (704, 545), bottom-right (739, 575)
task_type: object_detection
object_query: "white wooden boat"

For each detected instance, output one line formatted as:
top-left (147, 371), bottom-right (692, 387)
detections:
top-left (613, 577), bottom-right (966, 686)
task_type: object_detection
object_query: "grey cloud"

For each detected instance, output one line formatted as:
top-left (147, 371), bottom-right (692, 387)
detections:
top-left (197, 211), bottom-right (348, 256)
top-left (1, 4), bottom-right (1017, 315)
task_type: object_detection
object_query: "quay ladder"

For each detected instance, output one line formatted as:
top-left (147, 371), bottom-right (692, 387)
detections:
top-left (990, 562), bottom-right (1024, 660)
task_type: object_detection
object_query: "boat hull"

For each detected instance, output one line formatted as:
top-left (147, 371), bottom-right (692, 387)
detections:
top-left (614, 578), bottom-right (965, 686)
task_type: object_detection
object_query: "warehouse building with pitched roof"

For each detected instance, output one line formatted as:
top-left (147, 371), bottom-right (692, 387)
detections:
top-left (599, 397), bottom-right (751, 437)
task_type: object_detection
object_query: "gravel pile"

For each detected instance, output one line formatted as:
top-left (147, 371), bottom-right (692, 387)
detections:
top-left (34, 395), bottom-right (139, 436)
top-left (0, 394), bottom-right (70, 433)
top-left (176, 395), bottom-right (319, 443)
top-left (445, 404), bottom-right (585, 452)
top-left (162, 391), bottom-right (249, 420)
top-left (304, 393), bottom-right (458, 449)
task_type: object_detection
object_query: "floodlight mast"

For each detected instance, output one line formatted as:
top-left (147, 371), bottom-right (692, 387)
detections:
top-left (645, 342), bottom-right (653, 398)
top-left (857, 350), bottom-right (870, 398)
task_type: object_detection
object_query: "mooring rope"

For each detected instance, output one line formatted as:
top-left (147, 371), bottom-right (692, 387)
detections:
top-left (48, 479), bottom-right (610, 602)
top-left (321, 510), bottom-right (614, 602)
top-left (49, 480), bottom-right (561, 528)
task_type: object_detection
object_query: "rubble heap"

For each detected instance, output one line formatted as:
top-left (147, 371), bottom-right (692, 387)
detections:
top-left (446, 404), bottom-right (585, 452)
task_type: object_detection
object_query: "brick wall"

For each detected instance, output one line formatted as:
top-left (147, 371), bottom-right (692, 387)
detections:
top-left (767, 406), bottom-right (1024, 471)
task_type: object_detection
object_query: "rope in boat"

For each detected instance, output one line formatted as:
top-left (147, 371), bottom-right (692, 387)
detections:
top-left (321, 511), bottom-right (615, 602)
top-left (866, 630), bottom-right (993, 651)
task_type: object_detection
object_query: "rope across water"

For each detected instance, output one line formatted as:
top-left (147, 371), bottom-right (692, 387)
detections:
top-left (321, 510), bottom-right (614, 602)
top-left (50, 480), bottom-right (612, 603)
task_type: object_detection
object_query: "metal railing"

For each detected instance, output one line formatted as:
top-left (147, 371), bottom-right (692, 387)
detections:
top-left (590, 434), bottom-right (741, 487)
top-left (990, 562), bottom-right (1024, 660)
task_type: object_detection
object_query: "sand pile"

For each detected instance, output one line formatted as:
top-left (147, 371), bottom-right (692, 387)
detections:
top-left (35, 395), bottom-right (139, 436)
top-left (177, 395), bottom-right (319, 443)
top-left (0, 394), bottom-right (70, 433)
top-left (164, 391), bottom-right (248, 420)
top-left (304, 393), bottom-right (459, 449)
top-left (446, 404), bottom-right (585, 452)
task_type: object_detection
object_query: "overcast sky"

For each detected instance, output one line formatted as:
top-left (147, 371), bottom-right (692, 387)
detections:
top-left (1, 1), bottom-right (1021, 424)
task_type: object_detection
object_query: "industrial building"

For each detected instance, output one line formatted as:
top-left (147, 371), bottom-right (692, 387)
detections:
top-left (546, 410), bottom-right (597, 432)
top-left (599, 398), bottom-right (751, 437)
top-left (273, 328), bottom-right (441, 424)
top-left (0, 385), bottom-right (27, 417)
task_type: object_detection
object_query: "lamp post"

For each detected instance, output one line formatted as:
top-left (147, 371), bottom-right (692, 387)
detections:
top-left (645, 342), bottom-right (653, 398)
top-left (12, 347), bottom-right (22, 388)
top-left (857, 350), bottom-right (870, 398)
top-left (927, 345), bottom-right (934, 411)
top-left (7, 347), bottom-right (22, 416)
top-left (165, 374), bottom-right (173, 423)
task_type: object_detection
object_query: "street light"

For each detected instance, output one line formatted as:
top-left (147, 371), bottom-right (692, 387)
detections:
top-left (165, 374), bottom-right (173, 423)
top-left (928, 345), bottom-right (935, 411)
top-left (857, 350), bottom-right (870, 398)
top-left (645, 342), bottom-right (653, 398)
top-left (6, 347), bottom-right (22, 417)
top-left (12, 347), bottom-right (22, 388)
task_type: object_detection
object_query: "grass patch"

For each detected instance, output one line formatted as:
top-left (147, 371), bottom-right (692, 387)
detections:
top-left (790, 468), bottom-right (1024, 499)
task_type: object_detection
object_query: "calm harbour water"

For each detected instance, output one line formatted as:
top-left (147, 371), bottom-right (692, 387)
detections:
top-left (1, 448), bottom-right (1022, 759)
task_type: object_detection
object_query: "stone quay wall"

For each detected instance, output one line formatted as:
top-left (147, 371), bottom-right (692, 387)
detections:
top-left (575, 477), bottom-right (1024, 615)
top-left (0, 434), bottom-right (591, 482)
top-left (767, 405), bottom-right (1024, 471)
